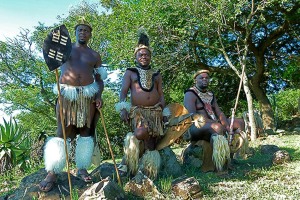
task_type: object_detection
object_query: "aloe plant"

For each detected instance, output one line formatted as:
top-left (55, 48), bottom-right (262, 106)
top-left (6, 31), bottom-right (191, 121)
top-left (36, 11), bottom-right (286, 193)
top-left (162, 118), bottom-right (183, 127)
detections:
top-left (0, 117), bottom-right (30, 173)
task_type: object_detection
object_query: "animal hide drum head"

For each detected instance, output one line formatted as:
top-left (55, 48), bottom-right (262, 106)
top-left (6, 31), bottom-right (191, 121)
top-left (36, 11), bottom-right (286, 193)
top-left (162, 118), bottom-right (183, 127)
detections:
top-left (42, 24), bottom-right (72, 71)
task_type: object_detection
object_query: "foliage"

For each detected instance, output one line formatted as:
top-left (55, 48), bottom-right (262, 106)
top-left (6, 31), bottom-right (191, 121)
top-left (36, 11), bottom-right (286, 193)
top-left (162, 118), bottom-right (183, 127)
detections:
top-left (97, 0), bottom-right (299, 130)
top-left (273, 89), bottom-right (300, 121)
top-left (0, 31), bottom-right (57, 140)
top-left (96, 88), bottom-right (130, 160)
top-left (0, 117), bottom-right (30, 173)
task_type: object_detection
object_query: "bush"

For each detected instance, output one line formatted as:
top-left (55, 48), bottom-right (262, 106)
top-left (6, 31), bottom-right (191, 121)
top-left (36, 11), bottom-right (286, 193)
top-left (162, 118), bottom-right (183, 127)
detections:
top-left (0, 117), bottom-right (30, 173)
top-left (273, 89), bottom-right (300, 121)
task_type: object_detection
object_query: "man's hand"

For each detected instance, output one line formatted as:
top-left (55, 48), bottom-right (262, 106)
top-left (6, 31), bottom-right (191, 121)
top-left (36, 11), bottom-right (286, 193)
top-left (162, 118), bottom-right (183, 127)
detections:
top-left (95, 97), bottom-right (103, 109)
top-left (226, 125), bottom-right (231, 134)
top-left (120, 109), bottom-right (129, 124)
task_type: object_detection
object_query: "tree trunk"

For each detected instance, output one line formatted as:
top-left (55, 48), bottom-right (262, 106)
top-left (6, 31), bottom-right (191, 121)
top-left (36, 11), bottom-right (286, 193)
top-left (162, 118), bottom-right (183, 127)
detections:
top-left (250, 55), bottom-right (275, 132)
top-left (251, 85), bottom-right (275, 131)
top-left (243, 76), bottom-right (257, 141)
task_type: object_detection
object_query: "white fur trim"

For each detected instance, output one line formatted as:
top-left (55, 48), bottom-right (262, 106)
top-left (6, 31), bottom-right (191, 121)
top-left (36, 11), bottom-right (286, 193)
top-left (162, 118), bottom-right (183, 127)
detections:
top-left (94, 67), bottom-right (108, 80)
top-left (115, 101), bottom-right (131, 113)
top-left (162, 107), bottom-right (171, 117)
top-left (124, 132), bottom-right (140, 175)
top-left (44, 137), bottom-right (70, 174)
top-left (139, 150), bottom-right (161, 180)
top-left (75, 136), bottom-right (94, 170)
top-left (53, 82), bottom-right (99, 101)
top-left (212, 134), bottom-right (230, 171)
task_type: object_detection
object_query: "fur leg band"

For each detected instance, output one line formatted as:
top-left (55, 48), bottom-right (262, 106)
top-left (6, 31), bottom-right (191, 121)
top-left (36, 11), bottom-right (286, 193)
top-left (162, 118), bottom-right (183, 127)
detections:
top-left (115, 101), bottom-right (131, 113)
top-left (44, 137), bottom-right (70, 174)
top-left (212, 134), bottom-right (230, 171)
top-left (139, 150), bottom-right (161, 180)
top-left (75, 136), bottom-right (94, 170)
top-left (124, 132), bottom-right (140, 175)
top-left (94, 67), bottom-right (108, 80)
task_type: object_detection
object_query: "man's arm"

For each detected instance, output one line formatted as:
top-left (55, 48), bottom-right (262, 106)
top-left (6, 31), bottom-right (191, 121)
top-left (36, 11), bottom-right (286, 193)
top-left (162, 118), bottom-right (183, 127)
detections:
top-left (94, 53), bottom-right (104, 108)
top-left (120, 70), bottom-right (131, 102)
top-left (184, 92), bottom-right (197, 114)
top-left (213, 98), bottom-right (230, 131)
top-left (157, 74), bottom-right (166, 108)
top-left (118, 70), bottom-right (131, 123)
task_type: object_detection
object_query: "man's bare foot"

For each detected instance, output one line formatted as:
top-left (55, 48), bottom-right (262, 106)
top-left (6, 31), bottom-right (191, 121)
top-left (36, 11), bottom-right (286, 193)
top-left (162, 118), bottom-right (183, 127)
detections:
top-left (77, 169), bottom-right (92, 183)
top-left (39, 172), bottom-right (57, 192)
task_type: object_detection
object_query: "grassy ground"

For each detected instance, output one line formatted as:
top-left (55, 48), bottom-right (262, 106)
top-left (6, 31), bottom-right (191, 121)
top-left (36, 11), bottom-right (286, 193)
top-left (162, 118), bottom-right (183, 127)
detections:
top-left (167, 133), bottom-right (300, 199)
top-left (1, 132), bottom-right (300, 199)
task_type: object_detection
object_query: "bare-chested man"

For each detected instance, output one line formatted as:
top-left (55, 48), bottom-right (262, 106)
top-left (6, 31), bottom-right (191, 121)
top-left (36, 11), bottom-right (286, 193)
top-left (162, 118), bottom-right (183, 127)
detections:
top-left (184, 69), bottom-right (245, 171)
top-left (115, 33), bottom-right (168, 179)
top-left (39, 20), bottom-right (107, 192)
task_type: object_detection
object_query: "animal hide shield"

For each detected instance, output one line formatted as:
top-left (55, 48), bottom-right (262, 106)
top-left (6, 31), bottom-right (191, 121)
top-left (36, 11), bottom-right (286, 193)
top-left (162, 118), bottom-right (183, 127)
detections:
top-left (156, 103), bottom-right (193, 150)
top-left (42, 24), bottom-right (72, 71)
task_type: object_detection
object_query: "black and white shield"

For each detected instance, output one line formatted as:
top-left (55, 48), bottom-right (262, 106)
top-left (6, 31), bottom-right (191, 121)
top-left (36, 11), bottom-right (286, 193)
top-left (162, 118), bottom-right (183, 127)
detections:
top-left (42, 24), bottom-right (72, 71)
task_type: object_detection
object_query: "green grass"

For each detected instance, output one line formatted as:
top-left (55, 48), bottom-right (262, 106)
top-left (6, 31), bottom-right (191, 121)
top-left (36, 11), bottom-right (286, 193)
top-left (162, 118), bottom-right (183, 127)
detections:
top-left (1, 134), bottom-right (300, 199)
top-left (172, 134), bottom-right (300, 199)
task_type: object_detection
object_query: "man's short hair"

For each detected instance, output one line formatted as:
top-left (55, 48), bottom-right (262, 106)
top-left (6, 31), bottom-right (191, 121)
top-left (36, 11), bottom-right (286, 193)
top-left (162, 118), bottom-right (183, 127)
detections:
top-left (193, 69), bottom-right (210, 79)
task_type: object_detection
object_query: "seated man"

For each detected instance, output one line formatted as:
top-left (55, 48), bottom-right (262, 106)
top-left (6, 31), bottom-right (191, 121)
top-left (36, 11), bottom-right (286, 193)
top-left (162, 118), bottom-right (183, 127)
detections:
top-left (183, 69), bottom-right (245, 171)
top-left (115, 32), bottom-right (168, 180)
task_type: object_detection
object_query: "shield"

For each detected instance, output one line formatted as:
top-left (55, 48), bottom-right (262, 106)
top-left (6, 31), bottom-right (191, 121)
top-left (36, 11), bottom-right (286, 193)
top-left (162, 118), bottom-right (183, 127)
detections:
top-left (156, 103), bottom-right (204, 150)
top-left (43, 24), bottom-right (72, 71)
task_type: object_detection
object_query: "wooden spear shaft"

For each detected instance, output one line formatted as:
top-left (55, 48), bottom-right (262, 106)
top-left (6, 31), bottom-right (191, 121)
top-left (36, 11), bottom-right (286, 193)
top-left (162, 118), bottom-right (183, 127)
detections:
top-left (98, 107), bottom-right (122, 186)
top-left (55, 69), bottom-right (73, 198)
top-left (229, 64), bottom-right (246, 144)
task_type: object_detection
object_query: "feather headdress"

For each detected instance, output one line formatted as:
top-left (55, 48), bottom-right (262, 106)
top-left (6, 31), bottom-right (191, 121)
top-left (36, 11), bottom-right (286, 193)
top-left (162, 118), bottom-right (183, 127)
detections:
top-left (134, 28), bottom-right (152, 55)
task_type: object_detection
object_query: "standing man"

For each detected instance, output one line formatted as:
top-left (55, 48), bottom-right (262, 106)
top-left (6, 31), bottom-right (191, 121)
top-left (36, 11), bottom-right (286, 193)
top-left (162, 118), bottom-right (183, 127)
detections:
top-left (115, 32), bottom-right (169, 179)
top-left (39, 20), bottom-right (107, 192)
top-left (184, 69), bottom-right (245, 171)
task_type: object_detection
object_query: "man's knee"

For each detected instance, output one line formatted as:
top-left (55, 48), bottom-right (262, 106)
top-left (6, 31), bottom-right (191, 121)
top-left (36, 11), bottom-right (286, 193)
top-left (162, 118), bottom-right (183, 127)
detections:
top-left (134, 127), bottom-right (149, 140)
top-left (211, 123), bottom-right (224, 134)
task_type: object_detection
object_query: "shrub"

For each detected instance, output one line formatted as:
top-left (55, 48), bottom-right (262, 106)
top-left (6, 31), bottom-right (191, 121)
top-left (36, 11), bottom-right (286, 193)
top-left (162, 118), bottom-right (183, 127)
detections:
top-left (273, 89), bottom-right (300, 121)
top-left (0, 117), bottom-right (30, 173)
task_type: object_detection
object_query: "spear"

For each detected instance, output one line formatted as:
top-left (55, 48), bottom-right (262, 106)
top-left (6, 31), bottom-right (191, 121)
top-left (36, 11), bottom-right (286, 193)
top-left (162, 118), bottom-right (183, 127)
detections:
top-left (229, 64), bottom-right (246, 144)
top-left (42, 25), bottom-right (73, 197)
top-left (55, 69), bottom-right (73, 198)
top-left (97, 107), bottom-right (122, 186)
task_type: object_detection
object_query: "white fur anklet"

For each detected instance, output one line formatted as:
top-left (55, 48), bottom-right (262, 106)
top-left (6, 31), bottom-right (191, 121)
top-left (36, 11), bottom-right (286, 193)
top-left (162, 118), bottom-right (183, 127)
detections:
top-left (44, 137), bottom-right (70, 174)
top-left (124, 132), bottom-right (140, 175)
top-left (212, 134), bottom-right (230, 171)
top-left (139, 150), bottom-right (161, 180)
top-left (75, 136), bottom-right (94, 170)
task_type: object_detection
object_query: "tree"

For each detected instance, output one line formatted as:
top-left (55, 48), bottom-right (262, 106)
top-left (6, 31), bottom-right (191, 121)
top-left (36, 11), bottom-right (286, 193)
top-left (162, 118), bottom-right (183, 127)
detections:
top-left (0, 29), bottom-right (57, 135)
top-left (98, 0), bottom-right (299, 135)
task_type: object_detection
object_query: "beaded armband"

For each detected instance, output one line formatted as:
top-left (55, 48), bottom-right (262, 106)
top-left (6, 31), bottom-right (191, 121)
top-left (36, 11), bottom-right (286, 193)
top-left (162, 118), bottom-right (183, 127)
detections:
top-left (115, 101), bottom-right (131, 113)
top-left (94, 67), bottom-right (108, 80)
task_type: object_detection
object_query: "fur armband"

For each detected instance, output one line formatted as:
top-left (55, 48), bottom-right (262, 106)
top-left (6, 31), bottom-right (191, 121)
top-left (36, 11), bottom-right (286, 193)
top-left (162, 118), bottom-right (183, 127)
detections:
top-left (115, 101), bottom-right (131, 113)
top-left (94, 67), bottom-right (108, 80)
top-left (162, 107), bottom-right (171, 117)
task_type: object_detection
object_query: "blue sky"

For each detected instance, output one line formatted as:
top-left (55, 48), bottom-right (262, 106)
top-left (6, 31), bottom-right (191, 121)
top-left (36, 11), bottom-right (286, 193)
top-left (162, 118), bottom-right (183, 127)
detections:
top-left (0, 0), bottom-right (99, 41)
